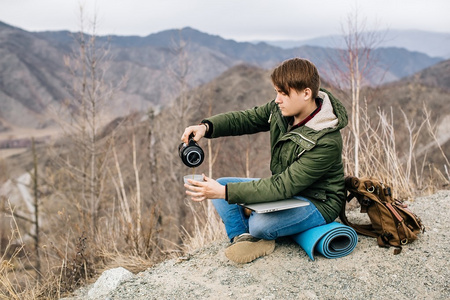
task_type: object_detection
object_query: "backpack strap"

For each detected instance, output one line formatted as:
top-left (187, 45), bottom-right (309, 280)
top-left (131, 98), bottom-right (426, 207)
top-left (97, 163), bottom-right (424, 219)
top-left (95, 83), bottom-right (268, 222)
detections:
top-left (339, 192), bottom-right (378, 238)
top-left (340, 192), bottom-right (403, 254)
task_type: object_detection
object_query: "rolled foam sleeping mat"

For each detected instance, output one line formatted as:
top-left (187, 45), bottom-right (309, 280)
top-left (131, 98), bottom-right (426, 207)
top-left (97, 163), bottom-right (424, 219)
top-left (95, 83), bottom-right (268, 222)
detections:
top-left (291, 221), bottom-right (358, 260)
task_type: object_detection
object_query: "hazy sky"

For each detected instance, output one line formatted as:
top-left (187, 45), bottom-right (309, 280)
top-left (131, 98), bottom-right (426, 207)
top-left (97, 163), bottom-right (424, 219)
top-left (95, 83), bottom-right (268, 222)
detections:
top-left (0, 0), bottom-right (449, 41)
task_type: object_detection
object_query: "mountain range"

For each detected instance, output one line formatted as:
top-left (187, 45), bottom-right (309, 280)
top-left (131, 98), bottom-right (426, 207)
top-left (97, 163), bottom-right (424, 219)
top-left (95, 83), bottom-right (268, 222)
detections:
top-left (261, 29), bottom-right (450, 59)
top-left (0, 21), bottom-right (444, 133)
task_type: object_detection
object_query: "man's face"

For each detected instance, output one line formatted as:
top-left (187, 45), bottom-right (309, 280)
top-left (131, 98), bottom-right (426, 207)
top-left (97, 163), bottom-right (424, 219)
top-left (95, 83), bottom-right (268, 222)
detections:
top-left (274, 87), bottom-right (311, 123)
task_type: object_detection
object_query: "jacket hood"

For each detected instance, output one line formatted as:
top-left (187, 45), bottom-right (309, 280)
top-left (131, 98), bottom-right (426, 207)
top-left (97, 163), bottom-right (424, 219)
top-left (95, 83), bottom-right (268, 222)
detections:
top-left (306, 89), bottom-right (348, 132)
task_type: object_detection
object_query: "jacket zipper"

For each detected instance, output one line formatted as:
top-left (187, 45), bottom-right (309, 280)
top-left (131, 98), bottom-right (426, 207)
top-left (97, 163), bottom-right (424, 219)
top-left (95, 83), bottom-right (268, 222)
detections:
top-left (297, 149), bottom-right (306, 158)
top-left (290, 132), bottom-right (316, 145)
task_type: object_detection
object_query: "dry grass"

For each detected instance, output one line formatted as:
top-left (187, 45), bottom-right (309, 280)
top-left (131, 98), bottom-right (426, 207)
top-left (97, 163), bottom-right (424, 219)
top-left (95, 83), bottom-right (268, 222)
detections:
top-left (342, 102), bottom-right (449, 200)
top-left (181, 200), bottom-right (226, 253)
top-left (0, 202), bottom-right (39, 300)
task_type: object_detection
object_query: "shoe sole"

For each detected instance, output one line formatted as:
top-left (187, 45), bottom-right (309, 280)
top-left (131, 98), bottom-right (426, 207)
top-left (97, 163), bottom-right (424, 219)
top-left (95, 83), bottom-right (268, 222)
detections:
top-left (225, 239), bottom-right (275, 264)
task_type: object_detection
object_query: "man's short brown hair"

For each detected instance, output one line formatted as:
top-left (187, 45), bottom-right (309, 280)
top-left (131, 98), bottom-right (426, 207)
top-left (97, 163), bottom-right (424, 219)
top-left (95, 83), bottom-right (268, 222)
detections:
top-left (271, 58), bottom-right (320, 99)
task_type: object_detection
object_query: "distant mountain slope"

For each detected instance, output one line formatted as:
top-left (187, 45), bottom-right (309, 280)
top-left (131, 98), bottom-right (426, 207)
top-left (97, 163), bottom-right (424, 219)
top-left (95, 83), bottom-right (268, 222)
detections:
top-left (33, 26), bottom-right (445, 86)
top-left (0, 21), bottom-right (70, 128)
top-left (406, 59), bottom-right (450, 91)
top-left (0, 22), bottom-right (444, 131)
top-left (264, 30), bottom-right (450, 59)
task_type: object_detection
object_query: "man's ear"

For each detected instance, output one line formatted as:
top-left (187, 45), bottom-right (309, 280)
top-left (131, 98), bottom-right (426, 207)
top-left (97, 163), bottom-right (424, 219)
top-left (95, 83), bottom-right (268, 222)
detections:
top-left (304, 88), bottom-right (312, 101)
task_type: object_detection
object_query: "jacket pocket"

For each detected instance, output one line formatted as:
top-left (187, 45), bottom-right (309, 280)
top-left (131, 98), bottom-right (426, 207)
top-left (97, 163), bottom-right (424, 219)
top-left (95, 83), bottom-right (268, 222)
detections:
top-left (300, 189), bottom-right (327, 202)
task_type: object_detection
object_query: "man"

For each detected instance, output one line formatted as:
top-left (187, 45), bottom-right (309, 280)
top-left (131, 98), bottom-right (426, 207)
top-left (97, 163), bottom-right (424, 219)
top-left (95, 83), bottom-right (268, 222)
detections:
top-left (182, 58), bottom-right (348, 263)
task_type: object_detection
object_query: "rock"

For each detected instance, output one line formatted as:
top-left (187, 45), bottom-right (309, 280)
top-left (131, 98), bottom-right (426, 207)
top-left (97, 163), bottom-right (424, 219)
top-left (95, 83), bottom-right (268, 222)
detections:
top-left (87, 267), bottom-right (134, 300)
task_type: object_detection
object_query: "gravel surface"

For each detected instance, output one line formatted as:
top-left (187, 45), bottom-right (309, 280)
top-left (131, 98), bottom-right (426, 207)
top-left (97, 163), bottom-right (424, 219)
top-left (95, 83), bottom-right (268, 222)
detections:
top-left (66, 190), bottom-right (450, 300)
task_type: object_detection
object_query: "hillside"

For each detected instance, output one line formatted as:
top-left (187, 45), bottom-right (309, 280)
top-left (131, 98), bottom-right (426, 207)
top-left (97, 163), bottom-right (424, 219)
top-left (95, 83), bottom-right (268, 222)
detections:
top-left (0, 22), bottom-right (443, 132)
top-left (0, 21), bottom-right (70, 129)
top-left (367, 59), bottom-right (450, 168)
top-left (406, 59), bottom-right (450, 91)
top-left (64, 190), bottom-right (450, 300)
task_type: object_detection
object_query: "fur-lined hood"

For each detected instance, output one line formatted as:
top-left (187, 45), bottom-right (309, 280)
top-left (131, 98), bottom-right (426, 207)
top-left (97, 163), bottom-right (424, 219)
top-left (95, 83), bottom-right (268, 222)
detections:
top-left (306, 90), bottom-right (345, 132)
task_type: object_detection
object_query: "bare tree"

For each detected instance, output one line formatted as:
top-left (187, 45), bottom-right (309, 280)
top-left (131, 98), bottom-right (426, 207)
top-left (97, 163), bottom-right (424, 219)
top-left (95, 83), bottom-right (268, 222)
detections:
top-left (328, 8), bottom-right (384, 177)
top-left (31, 138), bottom-right (41, 280)
top-left (145, 30), bottom-right (197, 245)
top-left (53, 7), bottom-right (122, 236)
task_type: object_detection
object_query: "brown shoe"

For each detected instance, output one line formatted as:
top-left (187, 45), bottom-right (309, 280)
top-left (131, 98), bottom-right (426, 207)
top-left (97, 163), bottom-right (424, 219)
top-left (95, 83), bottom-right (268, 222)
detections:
top-left (225, 233), bottom-right (275, 264)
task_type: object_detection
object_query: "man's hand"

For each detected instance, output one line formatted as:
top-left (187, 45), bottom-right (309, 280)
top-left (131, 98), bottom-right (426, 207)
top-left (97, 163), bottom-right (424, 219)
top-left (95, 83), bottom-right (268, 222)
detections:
top-left (181, 124), bottom-right (207, 144)
top-left (184, 174), bottom-right (226, 202)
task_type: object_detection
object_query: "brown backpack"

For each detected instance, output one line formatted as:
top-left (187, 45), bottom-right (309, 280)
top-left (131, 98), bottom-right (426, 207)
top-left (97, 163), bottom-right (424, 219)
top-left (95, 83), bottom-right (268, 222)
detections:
top-left (339, 176), bottom-right (425, 254)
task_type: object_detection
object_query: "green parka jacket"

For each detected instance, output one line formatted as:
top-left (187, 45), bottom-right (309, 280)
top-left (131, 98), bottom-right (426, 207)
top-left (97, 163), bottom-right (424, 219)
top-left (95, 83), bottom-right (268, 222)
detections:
top-left (203, 88), bottom-right (348, 223)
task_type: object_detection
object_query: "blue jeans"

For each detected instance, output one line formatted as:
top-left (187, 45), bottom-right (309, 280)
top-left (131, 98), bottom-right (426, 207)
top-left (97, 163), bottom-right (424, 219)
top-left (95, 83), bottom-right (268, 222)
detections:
top-left (212, 177), bottom-right (327, 241)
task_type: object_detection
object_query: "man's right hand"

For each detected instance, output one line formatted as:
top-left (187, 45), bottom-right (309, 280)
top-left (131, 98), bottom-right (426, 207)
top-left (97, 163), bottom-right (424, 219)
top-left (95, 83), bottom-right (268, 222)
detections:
top-left (181, 124), bottom-right (207, 144)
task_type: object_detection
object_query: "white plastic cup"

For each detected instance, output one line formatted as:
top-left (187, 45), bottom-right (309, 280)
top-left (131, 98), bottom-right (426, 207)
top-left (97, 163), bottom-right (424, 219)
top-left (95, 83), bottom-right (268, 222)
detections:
top-left (183, 174), bottom-right (204, 185)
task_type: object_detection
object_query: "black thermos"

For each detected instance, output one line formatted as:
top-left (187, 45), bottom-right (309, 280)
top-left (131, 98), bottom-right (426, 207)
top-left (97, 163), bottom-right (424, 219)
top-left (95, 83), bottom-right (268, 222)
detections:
top-left (178, 135), bottom-right (204, 168)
